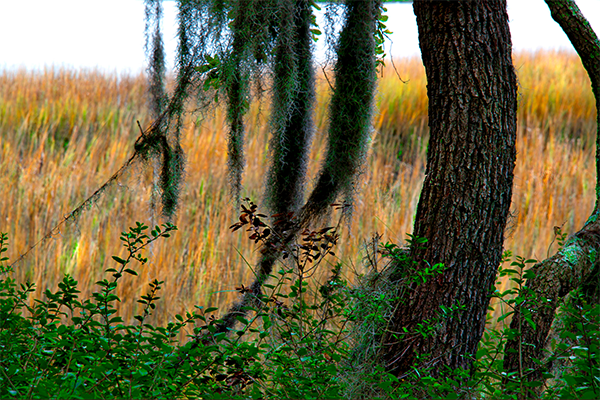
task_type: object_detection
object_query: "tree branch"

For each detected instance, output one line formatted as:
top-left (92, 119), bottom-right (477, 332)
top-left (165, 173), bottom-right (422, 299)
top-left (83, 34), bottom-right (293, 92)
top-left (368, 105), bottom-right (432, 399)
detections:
top-left (503, 222), bottom-right (600, 397)
top-left (504, 1), bottom-right (600, 397)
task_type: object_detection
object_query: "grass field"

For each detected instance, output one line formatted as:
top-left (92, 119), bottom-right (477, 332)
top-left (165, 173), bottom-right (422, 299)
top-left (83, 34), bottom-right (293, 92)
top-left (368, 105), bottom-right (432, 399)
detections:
top-left (0, 50), bottom-right (596, 329)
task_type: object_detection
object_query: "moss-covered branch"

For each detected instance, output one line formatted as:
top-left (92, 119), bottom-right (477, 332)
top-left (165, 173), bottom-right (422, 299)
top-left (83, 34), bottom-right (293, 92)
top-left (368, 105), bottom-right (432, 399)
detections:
top-left (216, 0), bottom-right (381, 333)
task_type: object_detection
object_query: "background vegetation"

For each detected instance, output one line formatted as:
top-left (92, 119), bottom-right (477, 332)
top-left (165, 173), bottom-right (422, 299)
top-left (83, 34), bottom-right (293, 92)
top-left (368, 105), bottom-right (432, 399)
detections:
top-left (0, 50), bottom-right (596, 332)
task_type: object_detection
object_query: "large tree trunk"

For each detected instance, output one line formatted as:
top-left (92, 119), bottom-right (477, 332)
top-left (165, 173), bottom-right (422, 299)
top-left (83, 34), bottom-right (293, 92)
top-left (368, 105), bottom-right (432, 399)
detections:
top-left (503, 1), bottom-right (600, 398)
top-left (381, 0), bottom-right (517, 378)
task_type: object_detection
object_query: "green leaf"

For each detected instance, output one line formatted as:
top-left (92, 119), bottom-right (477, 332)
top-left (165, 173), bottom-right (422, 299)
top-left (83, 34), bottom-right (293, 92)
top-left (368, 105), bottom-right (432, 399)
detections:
top-left (524, 316), bottom-right (537, 330)
top-left (497, 311), bottom-right (514, 322)
top-left (112, 256), bottom-right (127, 265)
top-left (297, 347), bottom-right (308, 356)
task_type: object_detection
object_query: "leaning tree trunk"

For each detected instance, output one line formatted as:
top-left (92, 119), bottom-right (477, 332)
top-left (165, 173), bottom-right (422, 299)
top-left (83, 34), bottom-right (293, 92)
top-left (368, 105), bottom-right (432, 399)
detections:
top-left (503, 1), bottom-right (600, 398)
top-left (380, 0), bottom-right (517, 378)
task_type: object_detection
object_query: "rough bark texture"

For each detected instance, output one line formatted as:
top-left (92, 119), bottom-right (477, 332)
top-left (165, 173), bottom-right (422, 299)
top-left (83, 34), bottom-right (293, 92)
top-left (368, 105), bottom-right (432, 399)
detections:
top-left (503, 223), bottom-right (600, 398)
top-left (381, 0), bottom-right (517, 377)
top-left (503, 2), bottom-right (600, 398)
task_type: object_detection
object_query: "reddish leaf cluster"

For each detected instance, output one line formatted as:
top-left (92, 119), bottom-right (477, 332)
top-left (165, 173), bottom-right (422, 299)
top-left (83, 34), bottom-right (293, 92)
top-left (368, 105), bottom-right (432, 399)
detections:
top-left (234, 284), bottom-right (252, 294)
top-left (290, 226), bottom-right (339, 265)
top-left (229, 198), bottom-right (271, 244)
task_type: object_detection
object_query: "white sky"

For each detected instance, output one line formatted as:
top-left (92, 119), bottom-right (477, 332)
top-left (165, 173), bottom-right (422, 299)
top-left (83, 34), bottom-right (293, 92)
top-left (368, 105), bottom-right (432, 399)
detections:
top-left (1, 0), bottom-right (599, 74)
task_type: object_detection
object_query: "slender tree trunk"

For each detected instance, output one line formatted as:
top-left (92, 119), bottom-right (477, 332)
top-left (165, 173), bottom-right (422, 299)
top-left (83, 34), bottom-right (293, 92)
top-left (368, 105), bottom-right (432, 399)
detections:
top-left (381, 0), bottom-right (517, 378)
top-left (503, 2), bottom-right (600, 397)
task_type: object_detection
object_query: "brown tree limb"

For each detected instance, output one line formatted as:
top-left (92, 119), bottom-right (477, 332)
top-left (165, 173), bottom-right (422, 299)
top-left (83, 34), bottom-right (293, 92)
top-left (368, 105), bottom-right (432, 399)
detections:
top-left (504, 1), bottom-right (600, 397)
top-left (380, 0), bottom-right (518, 379)
top-left (503, 221), bottom-right (600, 398)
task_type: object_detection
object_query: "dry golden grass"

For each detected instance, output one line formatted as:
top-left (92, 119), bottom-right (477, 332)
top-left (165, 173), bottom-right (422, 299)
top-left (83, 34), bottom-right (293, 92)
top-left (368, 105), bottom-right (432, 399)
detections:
top-left (0, 50), bottom-right (596, 330)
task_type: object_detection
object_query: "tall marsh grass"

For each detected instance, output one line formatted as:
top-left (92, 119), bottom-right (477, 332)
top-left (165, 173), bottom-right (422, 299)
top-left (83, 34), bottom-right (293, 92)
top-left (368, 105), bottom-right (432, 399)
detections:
top-left (0, 50), bottom-right (596, 328)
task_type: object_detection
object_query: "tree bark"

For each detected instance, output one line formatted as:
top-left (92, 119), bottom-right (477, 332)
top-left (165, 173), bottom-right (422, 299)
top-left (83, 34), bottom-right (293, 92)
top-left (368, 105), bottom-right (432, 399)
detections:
top-left (381, 0), bottom-right (517, 378)
top-left (503, 1), bottom-right (600, 397)
top-left (502, 224), bottom-right (600, 398)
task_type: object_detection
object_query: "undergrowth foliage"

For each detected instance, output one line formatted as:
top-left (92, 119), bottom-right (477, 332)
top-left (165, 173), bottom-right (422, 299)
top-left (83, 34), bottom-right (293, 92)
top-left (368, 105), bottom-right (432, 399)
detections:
top-left (1, 206), bottom-right (597, 399)
top-left (0, 208), bottom-right (353, 399)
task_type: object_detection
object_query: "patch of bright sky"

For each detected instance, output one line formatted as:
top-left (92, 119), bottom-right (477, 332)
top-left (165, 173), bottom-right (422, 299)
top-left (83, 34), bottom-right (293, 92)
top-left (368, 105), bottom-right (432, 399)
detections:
top-left (1, 0), bottom-right (599, 74)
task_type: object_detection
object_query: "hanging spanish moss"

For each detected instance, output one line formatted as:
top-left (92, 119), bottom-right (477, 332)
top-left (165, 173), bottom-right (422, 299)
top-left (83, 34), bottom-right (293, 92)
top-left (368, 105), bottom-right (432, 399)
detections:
top-left (137, 0), bottom-right (214, 219)
top-left (151, 0), bottom-right (206, 219)
top-left (224, 2), bottom-right (250, 204)
top-left (144, 0), bottom-right (167, 119)
top-left (224, 64), bottom-right (248, 204)
top-left (16, 0), bottom-right (382, 337)
top-left (322, 2), bottom-right (346, 67)
top-left (216, 0), bottom-right (381, 334)
top-left (264, 0), bottom-right (315, 217)
top-left (142, 0), bottom-right (214, 219)
top-left (222, 0), bottom-right (279, 203)
top-left (301, 0), bottom-right (380, 222)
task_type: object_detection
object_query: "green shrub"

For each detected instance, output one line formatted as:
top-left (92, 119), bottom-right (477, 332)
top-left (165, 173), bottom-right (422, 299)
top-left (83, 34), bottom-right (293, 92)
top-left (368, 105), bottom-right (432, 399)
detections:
top-left (1, 211), bottom-right (597, 399)
top-left (0, 214), bottom-right (349, 399)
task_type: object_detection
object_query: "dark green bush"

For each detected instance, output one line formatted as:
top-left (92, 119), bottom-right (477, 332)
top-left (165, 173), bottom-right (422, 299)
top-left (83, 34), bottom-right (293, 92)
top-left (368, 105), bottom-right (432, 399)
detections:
top-left (0, 217), bottom-right (349, 399)
top-left (0, 210), bottom-right (597, 399)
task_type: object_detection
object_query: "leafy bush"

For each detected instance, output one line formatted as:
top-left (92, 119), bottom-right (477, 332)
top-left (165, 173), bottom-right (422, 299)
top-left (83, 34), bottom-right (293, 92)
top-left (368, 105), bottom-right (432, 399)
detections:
top-left (0, 212), bottom-right (350, 399)
top-left (0, 207), bottom-right (597, 399)
top-left (473, 252), bottom-right (599, 400)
